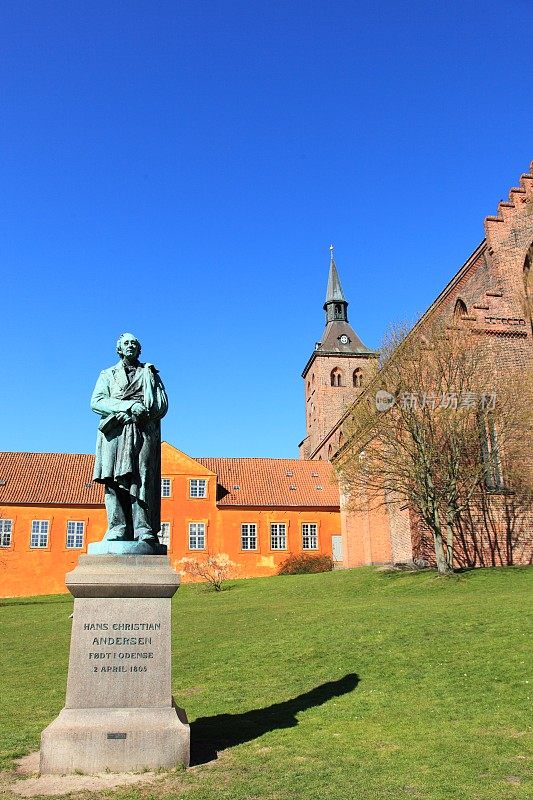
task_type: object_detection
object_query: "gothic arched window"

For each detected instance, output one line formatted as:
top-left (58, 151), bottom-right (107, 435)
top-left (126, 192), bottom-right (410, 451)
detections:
top-left (353, 368), bottom-right (363, 388)
top-left (453, 298), bottom-right (468, 322)
top-left (479, 412), bottom-right (504, 490)
top-left (330, 367), bottom-right (344, 387)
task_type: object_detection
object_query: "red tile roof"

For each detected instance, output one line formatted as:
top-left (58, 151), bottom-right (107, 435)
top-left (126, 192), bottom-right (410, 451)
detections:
top-left (196, 458), bottom-right (339, 508)
top-left (0, 452), bottom-right (103, 506)
top-left (0, 452), bottom-right (339, 509)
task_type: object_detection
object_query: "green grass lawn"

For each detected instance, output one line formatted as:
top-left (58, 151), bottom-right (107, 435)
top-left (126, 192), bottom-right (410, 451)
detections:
top-left (1, 566), bottom-right (532, 799)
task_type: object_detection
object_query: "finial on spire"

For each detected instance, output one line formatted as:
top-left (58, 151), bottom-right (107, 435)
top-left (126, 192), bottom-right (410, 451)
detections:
top-left (329, 243), bottom-right (334, 261)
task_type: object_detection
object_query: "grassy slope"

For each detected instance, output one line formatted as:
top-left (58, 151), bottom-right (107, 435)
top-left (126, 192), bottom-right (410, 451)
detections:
top-left (1, 567), bottom-right (531, 800)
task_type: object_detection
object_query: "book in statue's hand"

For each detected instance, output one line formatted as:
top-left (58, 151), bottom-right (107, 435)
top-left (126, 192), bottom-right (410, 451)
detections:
top-left (98, 414), bottom-right (123, 436)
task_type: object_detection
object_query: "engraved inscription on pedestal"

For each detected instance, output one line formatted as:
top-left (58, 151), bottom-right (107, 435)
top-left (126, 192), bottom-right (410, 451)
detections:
top-left (67, 601), bottom-right (171, 709)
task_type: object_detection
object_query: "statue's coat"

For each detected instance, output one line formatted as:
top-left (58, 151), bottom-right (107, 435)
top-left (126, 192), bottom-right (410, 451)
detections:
top-left (91, 361), bottom-right (168, 536)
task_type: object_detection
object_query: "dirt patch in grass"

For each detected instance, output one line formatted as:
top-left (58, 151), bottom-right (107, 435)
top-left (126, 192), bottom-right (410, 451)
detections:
top-left (2, 753), bottom-right (188, 799)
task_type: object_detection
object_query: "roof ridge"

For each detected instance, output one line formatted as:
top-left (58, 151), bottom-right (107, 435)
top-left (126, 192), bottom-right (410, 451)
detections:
top-left (0, 451), bottom-right (93, 457)
top-left (196, 456), bottom-right (322, 462)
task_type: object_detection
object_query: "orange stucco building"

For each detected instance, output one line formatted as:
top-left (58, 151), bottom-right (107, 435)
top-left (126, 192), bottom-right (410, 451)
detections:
top-left (0, 444), bottom-right (340, 598)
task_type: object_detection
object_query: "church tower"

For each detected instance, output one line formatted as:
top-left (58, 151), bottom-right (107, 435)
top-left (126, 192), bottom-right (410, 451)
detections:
top-left (299, 247), bottom-right (379, 459)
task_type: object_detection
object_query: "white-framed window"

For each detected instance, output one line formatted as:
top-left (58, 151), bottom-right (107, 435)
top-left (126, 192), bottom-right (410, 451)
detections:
top-left (241, 523), bottom-right (257, 551)
top-left (0, 519), bottom-right (13, 547)
top-left (161, 478), bottom-right (171, 498)
top-left (159, 522), bottom-right (171, 547)
top-left (66, 521), bottom-right (84, 549)
top-left (188, 522), bottom-right (206, 550)
top-left (270, 522), bottom-right (287, 550)
top-left (30, 520), bottom-right (49, 548)
top-left (189, 479), bottom-right (207, 498)
top-left (302, 523), bottom-right (318, 550)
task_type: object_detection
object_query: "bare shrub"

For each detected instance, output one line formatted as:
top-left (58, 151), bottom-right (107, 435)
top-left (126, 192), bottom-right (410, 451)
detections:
top-left (278, 553), bottom-right (333, 575)
top-left (179, 553), bottom-right (237, 591)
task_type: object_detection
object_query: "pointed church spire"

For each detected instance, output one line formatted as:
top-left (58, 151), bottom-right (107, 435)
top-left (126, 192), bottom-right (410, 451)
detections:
top-left (324, 244), bottom-right (349, 323)
top-left (325, 244), bottom-right (347, 304)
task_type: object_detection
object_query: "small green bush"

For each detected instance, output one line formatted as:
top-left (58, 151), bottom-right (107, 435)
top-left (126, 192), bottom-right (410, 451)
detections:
top-left (277, 552), bottom-right (334, 575)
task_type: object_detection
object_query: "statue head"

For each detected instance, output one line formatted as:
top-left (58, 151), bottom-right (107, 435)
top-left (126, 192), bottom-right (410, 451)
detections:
top-left (116, 332), bottom-right (142, 359)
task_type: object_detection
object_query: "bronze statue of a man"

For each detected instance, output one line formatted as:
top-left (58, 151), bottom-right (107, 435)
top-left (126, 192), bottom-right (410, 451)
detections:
top-left (91, 333), bottom-right (168, 548)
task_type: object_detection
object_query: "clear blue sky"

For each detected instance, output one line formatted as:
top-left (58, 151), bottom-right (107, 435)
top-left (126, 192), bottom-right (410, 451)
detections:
top-left (1, 1), bottom-right (531, 457)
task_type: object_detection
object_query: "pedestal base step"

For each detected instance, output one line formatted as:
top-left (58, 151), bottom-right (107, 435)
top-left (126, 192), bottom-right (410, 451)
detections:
top-left (87, 541), bottom-right (167, 555)
top-left (40, 705), bottom-right (189, 775)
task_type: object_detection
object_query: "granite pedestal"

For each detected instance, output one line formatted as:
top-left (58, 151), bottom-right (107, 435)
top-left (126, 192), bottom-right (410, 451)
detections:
top-left (40, 555), bottom-right (189, 774)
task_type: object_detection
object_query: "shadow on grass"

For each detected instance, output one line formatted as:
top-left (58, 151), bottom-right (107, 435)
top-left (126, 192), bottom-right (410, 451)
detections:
top-left (190, 672), bottom-right (359, 765)
top-left (0, 595), bottom-right (72, 607)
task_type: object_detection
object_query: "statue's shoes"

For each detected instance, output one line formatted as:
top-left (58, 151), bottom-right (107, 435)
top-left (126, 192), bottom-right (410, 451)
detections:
top-left (136, 536), bottom-right (158, 545)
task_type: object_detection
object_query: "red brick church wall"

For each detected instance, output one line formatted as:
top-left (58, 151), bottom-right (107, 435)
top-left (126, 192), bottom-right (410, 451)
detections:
top-left (333, 161), bottom-right (533, 568)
